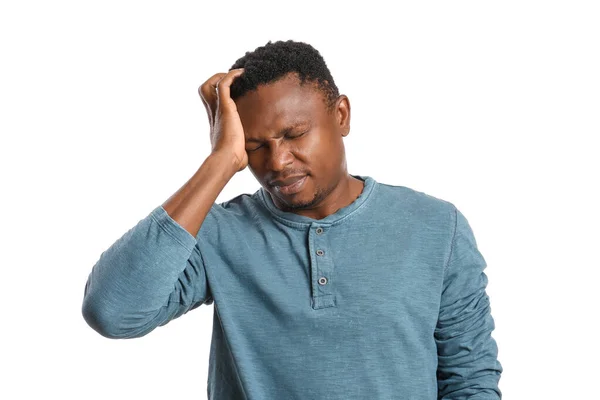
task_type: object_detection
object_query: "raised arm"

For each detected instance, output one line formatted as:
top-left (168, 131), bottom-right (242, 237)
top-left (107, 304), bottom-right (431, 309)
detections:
top-left (81, 68), bottom-right (247, 339)
top-left (435, 207), bottom-right (503, 398)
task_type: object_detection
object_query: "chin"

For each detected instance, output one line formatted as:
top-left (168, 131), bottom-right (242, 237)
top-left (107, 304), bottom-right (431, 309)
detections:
top-left (286, 192), bottom-right (321, 210)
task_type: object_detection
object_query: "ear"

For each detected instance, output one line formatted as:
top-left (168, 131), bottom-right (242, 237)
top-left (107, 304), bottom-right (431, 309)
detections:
top-left (336, 95), bottom-right (351, 137)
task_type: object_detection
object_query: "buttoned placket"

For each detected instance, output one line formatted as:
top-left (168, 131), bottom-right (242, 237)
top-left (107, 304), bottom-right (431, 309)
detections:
top-left (308, 223), bottom-right (336, 309)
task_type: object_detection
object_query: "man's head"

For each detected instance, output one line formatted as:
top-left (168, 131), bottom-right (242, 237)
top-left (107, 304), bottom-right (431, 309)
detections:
top-left (229, 40), bottom-right (351, 213)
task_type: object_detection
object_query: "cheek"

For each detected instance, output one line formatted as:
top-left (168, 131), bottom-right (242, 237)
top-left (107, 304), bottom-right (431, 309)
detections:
top-left (304, 129), bottom-right (329, 154)
top-left (310, 132), bottom-right (341, 162)
top-left (246, 153), bottom-right (265, 173)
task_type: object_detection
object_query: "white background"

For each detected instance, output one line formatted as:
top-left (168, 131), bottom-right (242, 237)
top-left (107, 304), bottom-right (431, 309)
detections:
top-left (1, 1), bottom-right (598, 398)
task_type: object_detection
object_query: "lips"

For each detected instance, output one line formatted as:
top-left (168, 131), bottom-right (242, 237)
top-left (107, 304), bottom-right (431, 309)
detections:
top-left (270, 175), bottom-right (306, 187)
top-left (272, 175), bottom-right (307, 195)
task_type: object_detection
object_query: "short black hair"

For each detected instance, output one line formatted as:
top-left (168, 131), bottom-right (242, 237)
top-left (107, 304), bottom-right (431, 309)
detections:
top-left (229, 40), bottom-right (340, 112)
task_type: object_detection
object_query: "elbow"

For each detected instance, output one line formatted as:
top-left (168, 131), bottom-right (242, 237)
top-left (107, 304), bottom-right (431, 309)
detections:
top-left (81, 296), bottom-right (152, 339)
top-left (81, 298), bottom-right (125, 339)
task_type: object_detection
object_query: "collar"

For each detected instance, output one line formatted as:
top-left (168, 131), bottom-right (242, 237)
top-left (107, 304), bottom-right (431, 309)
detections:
top-left (258, 174), bottom-right (376, 227)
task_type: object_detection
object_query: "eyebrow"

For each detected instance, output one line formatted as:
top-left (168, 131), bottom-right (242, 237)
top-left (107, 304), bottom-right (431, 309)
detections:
top-left (245, 122), bottom-right (310, 143)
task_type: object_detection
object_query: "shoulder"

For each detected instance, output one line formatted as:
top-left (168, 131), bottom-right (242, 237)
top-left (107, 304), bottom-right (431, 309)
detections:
top-left (369, 180), bottom-right (458, 241)
top-left (198, 189), bottom-right (267, 235)
top-left (375, 180), bottom-right (457, 218)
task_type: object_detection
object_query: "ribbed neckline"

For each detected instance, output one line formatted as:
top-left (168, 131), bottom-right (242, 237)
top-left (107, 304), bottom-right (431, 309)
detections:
top-left (258, 174), bottom-right (376, 226)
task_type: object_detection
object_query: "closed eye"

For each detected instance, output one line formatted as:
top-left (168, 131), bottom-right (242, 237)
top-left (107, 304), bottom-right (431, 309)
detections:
top-left (247, 130), bottom-right (308, 152)
top-left (287, 130), bottom-right (308, 139)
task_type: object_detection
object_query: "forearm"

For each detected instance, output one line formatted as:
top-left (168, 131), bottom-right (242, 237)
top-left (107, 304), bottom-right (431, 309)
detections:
top-left (162, 151), bottom-right (238, 237)
top-left (436, 291), bottom-right (502, 398)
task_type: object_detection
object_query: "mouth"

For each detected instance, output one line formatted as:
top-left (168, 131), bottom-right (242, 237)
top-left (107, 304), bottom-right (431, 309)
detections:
top-left (273, 175), bottom-right (307, 196)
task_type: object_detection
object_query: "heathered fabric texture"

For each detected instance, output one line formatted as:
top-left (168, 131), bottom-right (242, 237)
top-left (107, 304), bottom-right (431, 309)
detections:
top-left (82, 174), bottom-right (502, 399)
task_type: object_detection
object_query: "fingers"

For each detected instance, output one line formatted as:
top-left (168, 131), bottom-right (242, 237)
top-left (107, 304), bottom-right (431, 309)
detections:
top-left (199, 73), bottom-right (225, 126)
top-left (199, 72), bottom-right (226, 100)
top-left (198, 69), bottom-right (244, 125)
top-left (216, 68), bottom-right (245, 110)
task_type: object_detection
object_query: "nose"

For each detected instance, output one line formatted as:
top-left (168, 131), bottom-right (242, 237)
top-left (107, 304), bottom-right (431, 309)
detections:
top-left (266, 142), bottom-right (295, 172)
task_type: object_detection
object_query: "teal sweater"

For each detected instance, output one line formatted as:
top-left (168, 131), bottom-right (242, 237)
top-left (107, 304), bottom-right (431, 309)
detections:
top-left (82, 174), bottom-right (503, 399)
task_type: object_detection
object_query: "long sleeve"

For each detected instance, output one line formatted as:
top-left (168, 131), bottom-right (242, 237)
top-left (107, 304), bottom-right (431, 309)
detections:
top-left (435, 206), bottom-right (503, 399)
top-left (81, 205), bottom-right (213, 339)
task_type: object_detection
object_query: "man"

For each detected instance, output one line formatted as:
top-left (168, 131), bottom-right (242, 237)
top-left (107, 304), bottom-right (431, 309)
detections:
top-left (82, 40), bottom-right (503, 399)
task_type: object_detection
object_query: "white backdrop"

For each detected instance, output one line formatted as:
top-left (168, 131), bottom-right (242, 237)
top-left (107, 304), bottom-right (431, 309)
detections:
top-left (1, 1), bottom-right (598, 399)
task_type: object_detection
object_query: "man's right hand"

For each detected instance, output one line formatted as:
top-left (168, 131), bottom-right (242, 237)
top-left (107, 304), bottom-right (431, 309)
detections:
top-left (199, 68), bottom-right (248, 172)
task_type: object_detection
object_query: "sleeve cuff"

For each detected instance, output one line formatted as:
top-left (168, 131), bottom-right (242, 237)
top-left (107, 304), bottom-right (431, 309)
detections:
top-left (149, 205), bottom-right (198, 252)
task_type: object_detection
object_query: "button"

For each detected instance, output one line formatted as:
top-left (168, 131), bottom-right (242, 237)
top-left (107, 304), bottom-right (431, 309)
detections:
top-left (318, 277), bottom-right (328, 285)
top-left (316, 227), bottom-right (324, 235)
top-left (316, 249), bottom-right (324, 256)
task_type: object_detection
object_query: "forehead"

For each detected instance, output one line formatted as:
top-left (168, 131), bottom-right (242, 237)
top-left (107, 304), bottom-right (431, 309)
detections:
top-left (234, 75), bottom-right (326, 134)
